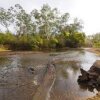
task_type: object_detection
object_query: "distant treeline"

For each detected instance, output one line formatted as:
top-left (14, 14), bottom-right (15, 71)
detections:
top-left (86, 33), bottom-right (100, 48)
top-left (0, 4), bottom-right (86, 50)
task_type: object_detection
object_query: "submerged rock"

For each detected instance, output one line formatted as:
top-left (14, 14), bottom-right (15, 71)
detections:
top-left (78, 60), bottom-right (100, 90)
top-left (28, 67), bottom-right (34, 74)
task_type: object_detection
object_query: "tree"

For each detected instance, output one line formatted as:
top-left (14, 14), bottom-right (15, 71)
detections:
top-left (92, 33), bottom-right (100, 47)
top-left (0, 4), bottom-right (85, 50)
top-left (31, 4), bottom-right (59, 39)
top-left (9, 4), bottom-right (35, 36)
top-left (85, 35), bottom-right (93, 47)
top-left (58, 13), bottom-right (70, 33)
top-left (0, 33), bottom-right (5, 44)
top-left (0, 7), bottom-right (13, 32)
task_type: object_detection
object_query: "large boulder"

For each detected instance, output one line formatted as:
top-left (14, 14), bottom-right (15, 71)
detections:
top-left (78, 60), bottom-right (100, 89)
top-left (89, 60), bottom-right (100, 74)
top-left (78, 69), bottom-right (89, 82)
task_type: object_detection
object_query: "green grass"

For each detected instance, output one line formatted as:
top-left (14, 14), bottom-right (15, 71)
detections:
top-left (0, 47), bottom-right (11, 51)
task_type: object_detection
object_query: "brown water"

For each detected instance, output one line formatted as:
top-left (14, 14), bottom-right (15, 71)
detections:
top-left (0, 50), bottom-right (100, 100)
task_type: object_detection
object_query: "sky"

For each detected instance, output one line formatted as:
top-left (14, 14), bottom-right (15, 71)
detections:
top-left (0, 0), bottom-right (100, 35)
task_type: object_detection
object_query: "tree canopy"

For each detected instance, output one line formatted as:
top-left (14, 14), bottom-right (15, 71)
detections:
top-left (0, 4), bottom-right (85, 50)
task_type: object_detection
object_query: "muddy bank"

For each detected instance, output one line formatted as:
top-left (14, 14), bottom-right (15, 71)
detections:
top-left (87, 93), bottom-right (100, 100)
top-left (0, 51), bottom-right (45, 57)
top-left (85, 48), bottom-right (100, 55)
top-left (0, 48), bottom-right (84, 57)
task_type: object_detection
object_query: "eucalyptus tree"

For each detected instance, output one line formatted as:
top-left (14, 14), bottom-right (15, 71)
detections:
top-left (0, 3), bottom-right (85, 50)
top-left (58, 13), bottom-right (70, 33)
top-left (92, 33), bottom-right (100, 47)
top-left (9, 4), bottom-right (35, 36)
top-left (31, 4), bottom-right (59, 40)
top-left (0, 7), bottom-right (13, 32)
top-left (69, 18), bottom-right (83, 34)
top-left (66, 18), bottom-right (84, 47)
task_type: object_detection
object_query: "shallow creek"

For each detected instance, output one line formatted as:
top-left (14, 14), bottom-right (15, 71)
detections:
top-left (0, 50), bottom-right (100, 100)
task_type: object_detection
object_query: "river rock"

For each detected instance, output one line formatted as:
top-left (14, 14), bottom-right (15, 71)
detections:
top-left (89, 60), bottom-right (100, 74)
top-left (97, 76), bottom-right (100, 85)
top-left (28, 67), bottom-right (34, 74)
top-left (78, 60), bottom-right (100, 88)
top-left (78, 69), bottom-right (89, 82)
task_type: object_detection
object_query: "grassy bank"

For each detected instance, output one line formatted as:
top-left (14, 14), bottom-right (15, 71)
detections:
top-left (0, 47), bottom-right (11, 52)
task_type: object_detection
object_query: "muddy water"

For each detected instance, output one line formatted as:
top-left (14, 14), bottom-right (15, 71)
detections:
top-left (49, 51), bottom-right (100, 100)
top-left (0, 50), bottom-right (100, 100)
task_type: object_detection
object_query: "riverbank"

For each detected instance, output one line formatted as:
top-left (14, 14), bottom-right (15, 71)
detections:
top-left (0, 47), bottom-right (84, 56)
top-left (86, 48), bottom-right (100, 55)
top-left (0, 47), bottom-right (11, 51)
top-left (87, 93), bottom-right (100, 100)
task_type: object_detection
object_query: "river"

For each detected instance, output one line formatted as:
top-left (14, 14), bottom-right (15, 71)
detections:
top-left (0, 49), bottom-right (100, 100)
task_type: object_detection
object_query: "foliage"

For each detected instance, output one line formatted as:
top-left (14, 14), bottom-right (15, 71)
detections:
top-left (85, 33), bottom-right (100, 48)
top-left (0, 33), bottom-right (5, 44)
top-left (92, 33), bottom-right (100, 47)
top-left (0, 4), bottom-right (85, 50)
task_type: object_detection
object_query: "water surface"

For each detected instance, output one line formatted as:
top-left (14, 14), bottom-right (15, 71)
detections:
top-left (0, 50), bottom-right (100, 100)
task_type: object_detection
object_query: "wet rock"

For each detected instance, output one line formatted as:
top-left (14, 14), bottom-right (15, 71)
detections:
top-left (78, 60), bottom-right (100, 89)
top-left (97, 76), bottom-right (100, 85)
top-left (89, 60), bottom-right (100, 73)
top-left (88, 72), bottom-right (98, 79)
top-left (88, 79), bottom-right (97, 87)
top-left (78, 69), bottom-right (89, 82)
top-left (28, 67), bottom-right (34, 74)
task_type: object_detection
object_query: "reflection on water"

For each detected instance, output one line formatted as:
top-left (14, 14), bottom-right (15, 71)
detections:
top-left (0, 50), bottom-right (100, 100)
top-left (0, 53), bottom-right (51, 100)
top-left (49, 50), bottom-right (100, 100)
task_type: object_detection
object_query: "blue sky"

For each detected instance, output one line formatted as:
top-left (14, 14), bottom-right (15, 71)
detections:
top-left (0, 0), bottom-right (100, 35)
